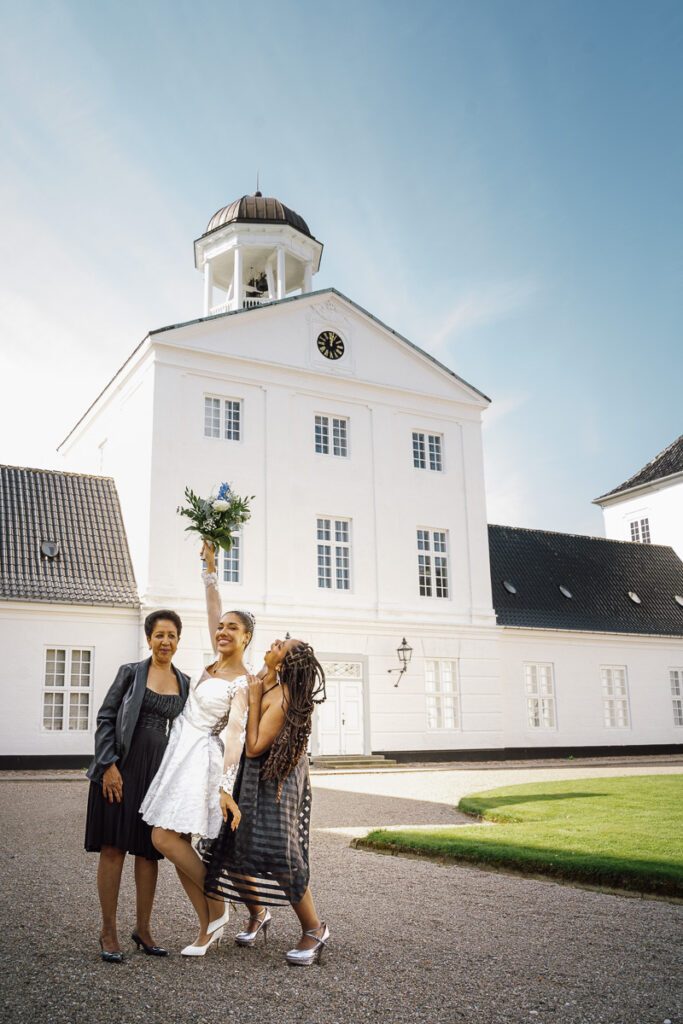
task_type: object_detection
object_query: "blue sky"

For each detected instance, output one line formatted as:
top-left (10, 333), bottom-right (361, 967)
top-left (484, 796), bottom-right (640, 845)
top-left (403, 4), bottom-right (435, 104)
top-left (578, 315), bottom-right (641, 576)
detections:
top-left (0, 0), bottom-right (681, 535)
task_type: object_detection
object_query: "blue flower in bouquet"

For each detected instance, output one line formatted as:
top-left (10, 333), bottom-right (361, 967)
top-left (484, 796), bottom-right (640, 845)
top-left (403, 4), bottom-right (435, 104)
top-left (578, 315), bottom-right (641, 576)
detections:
top-left (213, 482), bottom-right (232, 511)
top-left (177, 482), bottom-right (254, 553)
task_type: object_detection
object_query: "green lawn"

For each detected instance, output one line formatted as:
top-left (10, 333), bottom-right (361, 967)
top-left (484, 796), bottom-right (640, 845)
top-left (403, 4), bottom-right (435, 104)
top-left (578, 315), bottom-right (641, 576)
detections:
top-left (357, 774), bottom-right (683, 898)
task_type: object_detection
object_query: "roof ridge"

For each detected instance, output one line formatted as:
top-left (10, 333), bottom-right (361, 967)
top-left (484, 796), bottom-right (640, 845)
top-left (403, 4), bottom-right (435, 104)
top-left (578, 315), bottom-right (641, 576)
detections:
top-left (0, 464), bottom-right (115, 482)
top-left (487, 521), bottom-right (675, 549)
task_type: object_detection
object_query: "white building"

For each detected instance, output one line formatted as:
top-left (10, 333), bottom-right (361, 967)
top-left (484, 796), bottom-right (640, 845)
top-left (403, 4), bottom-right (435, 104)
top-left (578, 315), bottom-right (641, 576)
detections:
top-left (594, 434), bottom-right (683, 561)
top-left (2, 193), bottom-right (682, 764)
top-left (0, 466), bottom-right (139, 766)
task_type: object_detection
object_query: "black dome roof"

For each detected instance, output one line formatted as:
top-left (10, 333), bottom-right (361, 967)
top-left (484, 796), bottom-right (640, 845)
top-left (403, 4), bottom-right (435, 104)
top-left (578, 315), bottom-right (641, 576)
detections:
top-left (205, 192), bottom-right (311, 238)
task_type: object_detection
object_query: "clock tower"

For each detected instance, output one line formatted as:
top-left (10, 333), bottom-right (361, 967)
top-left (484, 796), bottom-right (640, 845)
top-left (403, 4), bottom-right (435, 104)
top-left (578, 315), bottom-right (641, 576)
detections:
top-left (194, 191), bottom-right (323, 315)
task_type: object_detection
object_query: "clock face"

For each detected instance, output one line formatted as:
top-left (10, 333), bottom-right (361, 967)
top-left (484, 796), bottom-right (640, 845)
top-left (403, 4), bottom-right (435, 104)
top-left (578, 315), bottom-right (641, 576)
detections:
top-left (317, 330), bottom-right (345, 360)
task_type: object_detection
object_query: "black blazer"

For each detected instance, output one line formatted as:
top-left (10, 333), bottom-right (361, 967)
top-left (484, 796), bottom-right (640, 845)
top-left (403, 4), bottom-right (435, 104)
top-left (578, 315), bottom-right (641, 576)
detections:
top-left (86, 658), bottom-right (190, 783)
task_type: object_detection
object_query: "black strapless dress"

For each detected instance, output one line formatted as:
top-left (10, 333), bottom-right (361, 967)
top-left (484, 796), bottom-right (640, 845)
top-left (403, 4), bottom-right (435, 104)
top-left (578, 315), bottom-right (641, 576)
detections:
top-left (84, 688), bottom-right (185, 860)
top-left (202, 751), bottom-right (312, 907)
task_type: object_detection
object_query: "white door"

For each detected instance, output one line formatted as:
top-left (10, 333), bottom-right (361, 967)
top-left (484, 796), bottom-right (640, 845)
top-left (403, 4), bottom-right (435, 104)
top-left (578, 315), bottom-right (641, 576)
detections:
top-left (317, 662), bottom-right (364, 755)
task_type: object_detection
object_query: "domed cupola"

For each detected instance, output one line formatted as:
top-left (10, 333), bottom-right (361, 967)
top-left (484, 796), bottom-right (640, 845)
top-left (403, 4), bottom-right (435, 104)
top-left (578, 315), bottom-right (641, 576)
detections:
top-left (194, 191), bottom-right (323, 315)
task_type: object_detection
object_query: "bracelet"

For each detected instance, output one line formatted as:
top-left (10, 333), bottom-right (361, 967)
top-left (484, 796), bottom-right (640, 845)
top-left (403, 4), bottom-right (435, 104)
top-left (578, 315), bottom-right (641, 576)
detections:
top-left (202, 569), bottom-right (219, 588)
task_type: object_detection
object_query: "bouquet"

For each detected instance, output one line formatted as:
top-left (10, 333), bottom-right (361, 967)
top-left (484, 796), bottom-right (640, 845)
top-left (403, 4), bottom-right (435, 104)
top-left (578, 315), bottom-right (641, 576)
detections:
top-left (177, 482), bottom-right (254, 553)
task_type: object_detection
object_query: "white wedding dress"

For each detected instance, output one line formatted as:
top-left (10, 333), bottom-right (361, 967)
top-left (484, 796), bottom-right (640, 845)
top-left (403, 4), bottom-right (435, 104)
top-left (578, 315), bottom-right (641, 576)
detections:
top-left (140, 669), bottom-right (249, 839)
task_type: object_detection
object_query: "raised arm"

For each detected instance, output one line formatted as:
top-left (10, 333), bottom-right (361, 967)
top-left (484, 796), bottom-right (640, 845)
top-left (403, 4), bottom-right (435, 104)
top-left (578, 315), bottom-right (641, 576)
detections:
top-left (201, 541), bottom-right (222, 654)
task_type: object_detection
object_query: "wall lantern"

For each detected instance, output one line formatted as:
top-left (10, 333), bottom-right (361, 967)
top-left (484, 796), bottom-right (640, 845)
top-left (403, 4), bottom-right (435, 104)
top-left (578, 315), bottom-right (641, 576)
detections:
top-left (387, 637), bottom-right (413, 687)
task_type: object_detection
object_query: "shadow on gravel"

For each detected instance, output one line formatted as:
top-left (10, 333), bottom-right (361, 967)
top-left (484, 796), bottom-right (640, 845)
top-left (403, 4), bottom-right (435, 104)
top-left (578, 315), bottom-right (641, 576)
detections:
top-left (310, 784), bottom-right (469, 829)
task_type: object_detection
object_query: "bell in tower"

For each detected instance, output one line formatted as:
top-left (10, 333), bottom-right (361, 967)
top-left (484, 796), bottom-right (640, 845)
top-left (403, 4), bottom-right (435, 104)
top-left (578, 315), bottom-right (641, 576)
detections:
top-left (194, 191), bottom-right (323, 315)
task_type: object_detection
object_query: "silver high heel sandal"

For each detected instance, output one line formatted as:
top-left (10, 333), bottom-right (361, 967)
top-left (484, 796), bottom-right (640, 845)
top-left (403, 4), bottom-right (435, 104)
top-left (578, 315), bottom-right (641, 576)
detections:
top-left (235, 908), bottom-right (272, 947)
top-left (181, 926), bottom-right (225, 957)
top-left (285, 923), bottom-right (329, 966)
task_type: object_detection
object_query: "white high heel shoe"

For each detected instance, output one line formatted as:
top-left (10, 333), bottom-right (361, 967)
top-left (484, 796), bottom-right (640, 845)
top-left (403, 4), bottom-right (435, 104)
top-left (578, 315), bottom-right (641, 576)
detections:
top-left (181, 926), bottom-right (224, 957)
top-left (206, 904), bottom-right (231, 936)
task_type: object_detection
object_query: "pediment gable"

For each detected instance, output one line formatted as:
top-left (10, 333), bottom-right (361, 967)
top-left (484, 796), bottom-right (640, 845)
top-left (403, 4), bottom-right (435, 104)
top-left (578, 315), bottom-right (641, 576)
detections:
top-left (151, 289), bottom-right (489, 408)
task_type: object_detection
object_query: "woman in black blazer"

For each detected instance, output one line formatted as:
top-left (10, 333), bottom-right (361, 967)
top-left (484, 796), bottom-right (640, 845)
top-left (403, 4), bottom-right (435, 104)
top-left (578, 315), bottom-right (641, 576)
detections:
top-left (85, 610), bottom-right (190, 962)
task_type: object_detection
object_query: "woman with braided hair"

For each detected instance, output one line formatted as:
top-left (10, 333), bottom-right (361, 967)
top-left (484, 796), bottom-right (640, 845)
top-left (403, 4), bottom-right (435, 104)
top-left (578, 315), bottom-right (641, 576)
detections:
top-left (202, 636), bottom-right (329, 965)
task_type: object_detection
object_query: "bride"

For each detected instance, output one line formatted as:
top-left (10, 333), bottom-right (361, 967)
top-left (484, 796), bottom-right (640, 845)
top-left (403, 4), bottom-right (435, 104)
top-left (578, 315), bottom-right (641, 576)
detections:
top-left (140, 542), bottom-right (251, 955)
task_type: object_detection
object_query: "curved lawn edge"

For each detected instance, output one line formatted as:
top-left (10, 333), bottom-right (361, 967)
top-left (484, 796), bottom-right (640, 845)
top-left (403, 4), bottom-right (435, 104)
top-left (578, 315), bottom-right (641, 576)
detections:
top-left (353, 776), bottom-right (683, 900)
top-left (353, 832), bottom-right (683, 899)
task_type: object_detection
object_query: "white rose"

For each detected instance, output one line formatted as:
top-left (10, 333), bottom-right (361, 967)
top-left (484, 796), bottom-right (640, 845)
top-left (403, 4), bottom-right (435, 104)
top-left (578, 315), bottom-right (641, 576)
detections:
top-left (213, 499), bottom-right (231, 511)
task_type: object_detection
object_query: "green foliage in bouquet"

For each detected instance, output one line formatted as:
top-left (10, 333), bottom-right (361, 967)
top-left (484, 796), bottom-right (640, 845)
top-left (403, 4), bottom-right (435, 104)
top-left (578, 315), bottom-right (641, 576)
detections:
top-left (177, 482), bottom-right (253, 553)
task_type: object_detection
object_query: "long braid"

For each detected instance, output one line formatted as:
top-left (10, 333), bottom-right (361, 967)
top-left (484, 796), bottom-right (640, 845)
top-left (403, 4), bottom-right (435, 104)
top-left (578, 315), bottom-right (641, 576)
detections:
top-left (261, 643), bottom-right (326, 800)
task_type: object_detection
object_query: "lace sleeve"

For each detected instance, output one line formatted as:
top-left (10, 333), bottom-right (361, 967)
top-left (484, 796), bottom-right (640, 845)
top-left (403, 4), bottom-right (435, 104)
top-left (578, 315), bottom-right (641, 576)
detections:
top-left (202, 569), bottom-right (221, 654)
top-left (218, 683), bottom-right (249, 795)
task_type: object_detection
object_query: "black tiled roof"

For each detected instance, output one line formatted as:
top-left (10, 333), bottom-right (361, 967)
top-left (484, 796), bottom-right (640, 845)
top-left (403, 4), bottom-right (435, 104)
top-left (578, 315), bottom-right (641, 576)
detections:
top-left (0, 466), bottom-right (138, 607)
top-left (488, 524), bottom-right (683, 636)
top-left (595, 433), bottom-right (683, 501)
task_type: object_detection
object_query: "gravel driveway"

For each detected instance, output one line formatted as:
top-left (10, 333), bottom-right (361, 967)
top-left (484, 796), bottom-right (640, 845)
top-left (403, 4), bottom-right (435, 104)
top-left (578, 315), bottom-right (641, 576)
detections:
top-left (1, 765), bottom-right (681, 1024)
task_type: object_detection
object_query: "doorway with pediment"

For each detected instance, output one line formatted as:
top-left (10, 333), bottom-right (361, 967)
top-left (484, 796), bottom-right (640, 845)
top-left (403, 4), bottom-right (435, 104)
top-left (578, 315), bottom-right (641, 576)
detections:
top-left (313, 657), bottom-right (368, 756)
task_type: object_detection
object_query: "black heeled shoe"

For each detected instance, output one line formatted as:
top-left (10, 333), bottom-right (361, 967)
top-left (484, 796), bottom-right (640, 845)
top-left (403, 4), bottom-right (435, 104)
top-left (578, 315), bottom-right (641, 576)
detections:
top-left (99, 938), bottom-right (123, 964)
top-left (131, 932), bottom-right (168, 957)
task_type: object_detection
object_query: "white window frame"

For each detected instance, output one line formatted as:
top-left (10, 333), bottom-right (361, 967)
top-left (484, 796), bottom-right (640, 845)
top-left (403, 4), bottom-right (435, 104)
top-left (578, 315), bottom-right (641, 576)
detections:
top-left (42, 646), bottom-right (93, 733)
top-left (412, 431), bottom-right (444, 472)
top-left (600, 665), bottom-right (631, 728)
top-left (203, 395), bottom-right (242, 442)
top-left (221, 530), bottom-right (242, 584)
top-left (629, 517), bottom-right (651, 544)
top-left (316, 517), bottom-right (352, 591)
top-left (425, 660), bottom-right (459, 730)
top-left (670, 668), bottom-right (683, 727)
top-left (524, 663), bottom-right (556, 729)
top-left (314, 414), bottom-right (349, 458)
top-left (417, 528), bottom-right (450, 599)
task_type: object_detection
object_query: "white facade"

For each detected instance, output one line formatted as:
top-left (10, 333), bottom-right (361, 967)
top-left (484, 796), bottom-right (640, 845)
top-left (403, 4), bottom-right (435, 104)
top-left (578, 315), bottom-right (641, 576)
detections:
top-left (0, 602), bottom-right (138, 759)
top-left (59, 289), bottom-right (506, 756)
top-left (500, 628), bottom-right (683, 750)
top-left (598, 476), bottom-right (683, 561)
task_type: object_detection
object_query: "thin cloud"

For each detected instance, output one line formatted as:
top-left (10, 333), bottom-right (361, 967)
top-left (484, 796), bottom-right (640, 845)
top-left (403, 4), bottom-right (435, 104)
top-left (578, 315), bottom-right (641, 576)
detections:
top-left (428, 279), bottom-right (538, 354)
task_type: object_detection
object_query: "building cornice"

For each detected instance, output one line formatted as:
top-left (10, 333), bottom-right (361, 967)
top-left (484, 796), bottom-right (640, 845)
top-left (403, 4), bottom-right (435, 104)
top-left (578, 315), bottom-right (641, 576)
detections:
top-left (593, 470), bottom-right (683, 506)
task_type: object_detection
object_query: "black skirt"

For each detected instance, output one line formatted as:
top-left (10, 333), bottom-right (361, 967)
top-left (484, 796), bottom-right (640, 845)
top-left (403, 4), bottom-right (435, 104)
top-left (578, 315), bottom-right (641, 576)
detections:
top-left (85, 715), bottom-right (175, 861)
top-left (203, 751), bottom-right (311, 907)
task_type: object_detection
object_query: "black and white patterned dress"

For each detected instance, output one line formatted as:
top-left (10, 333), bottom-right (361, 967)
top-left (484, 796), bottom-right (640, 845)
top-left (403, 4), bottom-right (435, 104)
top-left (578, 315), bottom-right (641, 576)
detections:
top-left (202, 751), bottom-right (312, 907)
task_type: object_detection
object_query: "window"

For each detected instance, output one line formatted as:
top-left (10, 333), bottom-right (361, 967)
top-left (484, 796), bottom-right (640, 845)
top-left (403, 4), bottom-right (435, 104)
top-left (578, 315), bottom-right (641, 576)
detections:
top-left (43, 647), bottom-right (92, 731)
top-left (222, 532), bottom-right (241, 584)
top-left (412, 431), bottom-right (443, 471)
top-left (314, 415), bottom-right (348, 457)
top-left (317, 517), bottom-right (351, 590)
top-left (629, 517), bottom-right (651, 543)
top-left (425, 660), bottom-right (459, 729)
top-left (204, 396), bottom-right (241, 441)
top-left (670, 669), bottom-right (683, 727)
top-left (601, 666), bottom-right (630, 728)
top-left (525, 663), bottom-right (556, 728)
top-left (417, 529), bottom-right (449, 598)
